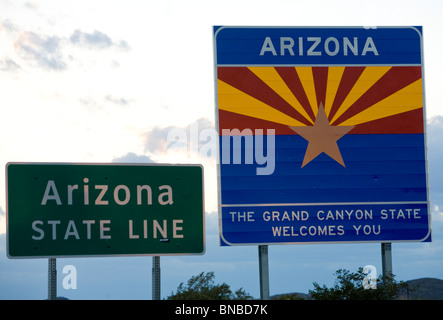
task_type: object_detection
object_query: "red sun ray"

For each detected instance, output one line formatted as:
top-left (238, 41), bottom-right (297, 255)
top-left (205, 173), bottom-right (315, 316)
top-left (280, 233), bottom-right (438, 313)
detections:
top-left (331, 66), bottom-right (422, 126)
top-left (274, 67), bottom-right (316, 122)
top-left (327, 67), bottom-right (366, 122)
top-left (218, 67), bottom-right (312, 126)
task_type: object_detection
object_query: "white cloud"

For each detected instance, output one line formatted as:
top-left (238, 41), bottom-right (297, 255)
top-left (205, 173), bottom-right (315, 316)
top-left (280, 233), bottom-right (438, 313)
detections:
top-left (432, 205), bottom-right (443, 222)
top-left (104, 95), bottom-right (131, 106)
top-left (427, 116), bottom-right (443, 140)
top-left (0, 18), bottom-right (130, 72)
top-left (143, 118), bottom-right (216, 158)
top-left (427, 116), bottom-right (443, 195)
top-left (69, 29), bottom-right (130, 51)
top-left (15, 31), bottom-right (66, 70)
top-left (112, 152), bottom-right (155, 164)
top-left (0, 19), bottom-right (66, 70)
top-left (143, 125), bottom-right (176, 154)
top-left (140, 118), bottom-right (218, 212)
top-left (0, 58), bottom-right (20, 71)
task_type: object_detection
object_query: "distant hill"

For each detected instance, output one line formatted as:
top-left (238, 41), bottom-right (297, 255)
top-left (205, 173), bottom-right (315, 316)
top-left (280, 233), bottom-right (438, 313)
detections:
top-left (398, 278), bottom-right (443, 300)
top-left (271, 278), bottom-right (443, 300)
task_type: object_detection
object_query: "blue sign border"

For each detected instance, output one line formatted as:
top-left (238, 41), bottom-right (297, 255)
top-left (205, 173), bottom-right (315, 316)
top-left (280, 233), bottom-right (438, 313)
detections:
top-left (214, 26), bottom-right (431, 246)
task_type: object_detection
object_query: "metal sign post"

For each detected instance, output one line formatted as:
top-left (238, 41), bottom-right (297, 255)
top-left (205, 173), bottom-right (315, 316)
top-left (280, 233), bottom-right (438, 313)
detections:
top-left (258, 245), bottom-right (270, 300)
top-left (381, 242), bottom-right (393, 280)
top-left (152, 256), bottom-right (161, 300)
top-left (48, 258), bottom-right (56, 300)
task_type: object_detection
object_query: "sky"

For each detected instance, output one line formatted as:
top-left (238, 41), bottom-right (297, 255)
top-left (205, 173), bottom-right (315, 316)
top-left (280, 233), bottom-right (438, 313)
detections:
top-left (1, 0), bottom-right (443, 299)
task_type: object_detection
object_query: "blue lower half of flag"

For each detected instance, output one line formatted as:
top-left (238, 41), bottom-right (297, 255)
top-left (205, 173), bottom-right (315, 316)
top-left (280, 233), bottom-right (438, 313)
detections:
top-left (219, 134), bottom-right (428, 204)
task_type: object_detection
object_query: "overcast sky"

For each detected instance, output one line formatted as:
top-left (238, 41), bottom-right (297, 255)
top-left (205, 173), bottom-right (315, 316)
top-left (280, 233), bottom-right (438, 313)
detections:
top-left (1, 0), bottom-right (443, 299)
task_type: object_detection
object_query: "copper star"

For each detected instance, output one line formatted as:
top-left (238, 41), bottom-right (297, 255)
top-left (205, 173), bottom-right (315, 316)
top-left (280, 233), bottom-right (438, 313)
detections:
top-left (289, 103), bottom-right (355, 168)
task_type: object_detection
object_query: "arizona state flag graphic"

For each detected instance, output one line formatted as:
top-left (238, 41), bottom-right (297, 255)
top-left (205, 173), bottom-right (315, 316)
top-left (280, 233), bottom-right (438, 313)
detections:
top-left (214, 27), bottom-right (431, 245)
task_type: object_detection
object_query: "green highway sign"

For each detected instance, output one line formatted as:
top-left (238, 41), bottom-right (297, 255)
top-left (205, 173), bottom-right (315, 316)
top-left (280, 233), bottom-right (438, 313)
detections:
top-left (6, 163), bottom-right (205, 258)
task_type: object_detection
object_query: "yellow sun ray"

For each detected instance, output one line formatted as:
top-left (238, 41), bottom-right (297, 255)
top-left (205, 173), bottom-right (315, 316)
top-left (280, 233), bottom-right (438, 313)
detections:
top-left (324, 66), bottom-right (345, 116)
top-left (330, 66), bottom-right (392, 124)
top-left (247, 67), bottom-right (313, 124)
top-left (339, 78), bottom-right (423, 126)
top-left (217, 79), bottom-right (307, 127)
top-left (295, 67), bottom-right (318, 116)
